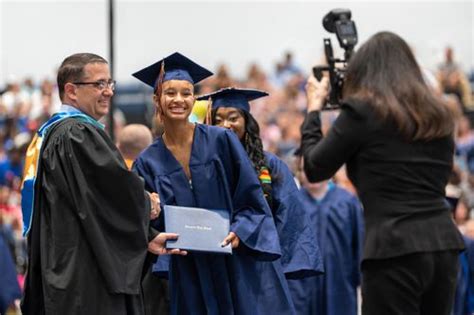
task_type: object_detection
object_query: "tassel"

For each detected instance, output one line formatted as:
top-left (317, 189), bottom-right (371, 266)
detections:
top-left (205, 98), bottom-right (213, 125)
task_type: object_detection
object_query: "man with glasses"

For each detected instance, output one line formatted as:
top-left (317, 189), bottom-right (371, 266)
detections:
top-left (20, 53), bottom-right (184, 315)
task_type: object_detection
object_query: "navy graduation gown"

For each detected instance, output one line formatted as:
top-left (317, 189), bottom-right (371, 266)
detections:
top-left (149, 152), bottom-right (325, 281)
top-left (453, 236), bottom-right (474, 315)
top-left (134, 124), bottom-right (295, 315)
top-left (265, 152), bottom-right (323, 278)
top-left (0, 232), bottom-right (21, 314)
top-left (467, 237), bottom-right (474, 313)
top-left (287, 185), bottom-right (364, 315)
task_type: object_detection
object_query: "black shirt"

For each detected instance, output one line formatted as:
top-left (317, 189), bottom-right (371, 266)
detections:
top-left (300, 100), bottom-right (464, 260)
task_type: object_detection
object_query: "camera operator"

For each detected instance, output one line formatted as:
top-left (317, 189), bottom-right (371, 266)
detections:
top-left (300, 31), bottom-right (465, 314)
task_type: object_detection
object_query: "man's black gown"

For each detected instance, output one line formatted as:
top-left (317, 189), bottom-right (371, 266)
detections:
top-left (21, 118), bottom-right (151, 315)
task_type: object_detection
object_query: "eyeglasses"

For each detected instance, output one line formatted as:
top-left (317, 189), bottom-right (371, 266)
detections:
top-left (73, 80), bottom-right (116, 91)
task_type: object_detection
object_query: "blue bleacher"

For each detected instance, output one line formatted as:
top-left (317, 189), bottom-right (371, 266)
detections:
top-left (113, 83), bottom-right (154, 126)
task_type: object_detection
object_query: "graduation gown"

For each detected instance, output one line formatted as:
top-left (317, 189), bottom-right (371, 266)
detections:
top-left (287, 185), bottom-right (364, 315)
top-left (134, 124), bottom-right (295, 315)
top-left (0, 232), bottom-right (22, 314)
top-left (21, 117), bottom-right (150, 315)
top-left (453, 236), bottom-right (474, 315)
top-left (265, 152), bottom-right (323, 278)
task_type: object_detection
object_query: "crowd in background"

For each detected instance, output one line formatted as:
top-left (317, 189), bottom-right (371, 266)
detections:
top-left (1, 46), bottom-right (473, 313)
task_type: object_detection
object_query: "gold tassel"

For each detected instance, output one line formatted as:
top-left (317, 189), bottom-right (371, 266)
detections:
top-left (205, 98), bottom-right (213, 125)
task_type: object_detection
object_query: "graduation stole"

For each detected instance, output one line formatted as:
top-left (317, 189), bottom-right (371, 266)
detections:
top-left (259, 166), bottom-right (272, 185)
top-left (21, 111), bottom-right (103, 235)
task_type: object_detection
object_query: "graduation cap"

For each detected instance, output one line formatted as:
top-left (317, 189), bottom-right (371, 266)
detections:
top-left (196, 87), bottom-right (268, 112)
top-left (132, 52), bottom-right (213, 88)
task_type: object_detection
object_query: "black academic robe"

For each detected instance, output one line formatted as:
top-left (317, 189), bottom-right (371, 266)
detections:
top-left (21, 118), bottom-right (150, 315)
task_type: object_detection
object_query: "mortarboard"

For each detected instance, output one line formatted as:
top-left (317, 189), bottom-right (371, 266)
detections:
top-left (196, 87), bottom-right (268, 112)
top-left (132, 52), bottom-right (213, 88)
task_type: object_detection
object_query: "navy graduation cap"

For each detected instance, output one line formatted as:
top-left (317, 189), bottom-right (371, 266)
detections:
top-left (132, 52), bottom-right (213, 88)
top-left (196, 87), bottom-right (269, 112)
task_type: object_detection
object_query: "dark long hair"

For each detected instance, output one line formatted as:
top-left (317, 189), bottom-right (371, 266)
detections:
top-left (343, 31), bottom-right (454, 141)
top-left (211, 108), bottom-right (274, 209)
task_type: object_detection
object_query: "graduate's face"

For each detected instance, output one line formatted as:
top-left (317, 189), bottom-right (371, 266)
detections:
top-left (157, 80), bottom-right (195, 121)
top-left (214, 107), bottom-right (246, 140)
top-left (70, 63), bottom-right (113, 120)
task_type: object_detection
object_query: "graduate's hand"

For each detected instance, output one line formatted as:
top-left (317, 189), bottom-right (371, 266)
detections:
top-left (148, 233), bottom-right (188, 256)
top-left (148, 192), bottom-right (161, 220)
top-left (306, 75), bottom-right (329, 112)
top-left (221, 232), bottom-right (240, 249)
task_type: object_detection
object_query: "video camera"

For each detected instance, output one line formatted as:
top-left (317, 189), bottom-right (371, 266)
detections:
top-left (313, 9), bottom-right (358, 109)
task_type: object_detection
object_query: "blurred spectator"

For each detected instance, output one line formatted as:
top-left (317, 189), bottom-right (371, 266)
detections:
top-left (272, 51), bottom-right (303, 88)
top-left (116, 124), bottom-right (153, 169)
top-left (245, 63), bottom-right (274, 92)
top-left (455, 115), bottom-right (474, 173)
top-left (99, 108), bottom-right (127, 138)
top-left (0, 133), bottom-right (30, 187)
top-left (444, 94), bottom-right (464, 126)
top-left (0, 185), bottom-right (27, 281)
top-left (437, 46), bottom-right (473, 110)
top-left (465, 220), bottom-right (474, 239)
top-left (29, 78), bottom-right (61, 123)
top-left (282, 51), bottom-right (302, 75)
top-left (212, 64), bottom-right (234, 90)
top-left (461, 174), bottom-right (474, 217)
top-left (0, 230), bottom-right (21, 315)
top-left (1, 78), bottom-right (30, 116)
top-left (276, 110), bottom-right (304, 156)
top-left (247, 63), bottom-right (264, 86)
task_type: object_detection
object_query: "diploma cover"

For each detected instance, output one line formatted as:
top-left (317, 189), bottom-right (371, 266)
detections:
top-left (164, 205), bottom-right (232, 254)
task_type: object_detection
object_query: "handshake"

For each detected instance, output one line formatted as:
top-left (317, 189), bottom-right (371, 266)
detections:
top-left (145, 191), bottom-right (188, 256)
top-left (148, 192), bottom-right (161, 220)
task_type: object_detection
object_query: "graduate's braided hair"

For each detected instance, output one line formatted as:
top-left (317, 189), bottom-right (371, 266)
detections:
top-left (211, 108), bottom-right (274, 210)
top-left (241, 110), bottom-right (274, 210)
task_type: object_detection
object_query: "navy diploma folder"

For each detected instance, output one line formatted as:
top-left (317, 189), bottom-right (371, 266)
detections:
top-left (164, 205), bottom-right (232, 254)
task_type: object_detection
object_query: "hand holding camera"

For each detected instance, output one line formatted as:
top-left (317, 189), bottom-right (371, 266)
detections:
top-left (306, 75), bottom-right (330, 112)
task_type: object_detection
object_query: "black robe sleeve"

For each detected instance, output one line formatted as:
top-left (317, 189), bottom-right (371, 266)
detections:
top-left (300, 103), bottom-right (368, 183)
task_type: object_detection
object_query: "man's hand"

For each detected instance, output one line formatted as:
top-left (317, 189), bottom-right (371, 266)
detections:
top-left (221, 232), bottom-right (240, 249)
top-left (306, 75), bottom-right (329, 112)
top-left (148, 233), bottom-right (187, 256)
top-left (148, 192), bottom-right (161, 220)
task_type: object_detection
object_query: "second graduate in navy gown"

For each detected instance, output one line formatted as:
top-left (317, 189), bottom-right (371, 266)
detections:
top-left (132, 52), bottom-right (297, 315)
top-left (197, 87), bottom-right (323, 279)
